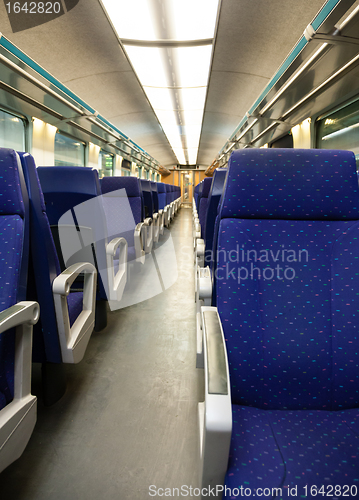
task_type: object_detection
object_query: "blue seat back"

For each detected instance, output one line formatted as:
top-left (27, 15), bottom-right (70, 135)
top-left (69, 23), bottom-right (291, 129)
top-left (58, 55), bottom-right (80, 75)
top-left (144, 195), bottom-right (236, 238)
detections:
top-left (140, 179), bottom-right (154, 218)
top-left (195, 181), bottom-right (203, 211)
top-left (165, 184), bottom-right (171, 206)
top-left (216, 148), bottom-right (359, 411)
top-left (150, 182), bottom-right (159, 213)
top-left (37, 166), bottom-right (108, 300)
top-left (198, 177), bottom-right (212, 234)
top-left (0, 148), bottom-right (29, 409)
top-left (157, 182), bottom-right (166, 210)
top-left (204, 168), bottom-right (227, 258)
top-left (101, 176), bottom-right (143, 252)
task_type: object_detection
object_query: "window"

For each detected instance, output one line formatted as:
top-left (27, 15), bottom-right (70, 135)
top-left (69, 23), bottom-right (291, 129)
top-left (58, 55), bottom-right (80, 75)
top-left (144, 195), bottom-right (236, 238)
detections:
top-left (99, 150), bottom-right (114, 178)
top-left (317, 98), bottom-right (359, 168)
top-left (0, 109), bottom-right (25, 150)
top-left (121, 159), bottom-right (131, 176)
top-left (54, 132), bottom-right (85, 167)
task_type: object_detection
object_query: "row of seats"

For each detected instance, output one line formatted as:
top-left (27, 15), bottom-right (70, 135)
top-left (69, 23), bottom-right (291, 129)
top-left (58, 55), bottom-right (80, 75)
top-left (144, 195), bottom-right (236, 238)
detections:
top-left (194, 148), bottom-right (359, 497)
top-left (0, 148), bottom-right (181, 473)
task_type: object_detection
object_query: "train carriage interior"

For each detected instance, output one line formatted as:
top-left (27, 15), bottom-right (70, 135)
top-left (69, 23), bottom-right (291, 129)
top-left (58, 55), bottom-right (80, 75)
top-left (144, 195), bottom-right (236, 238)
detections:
top-left (0, 0), bottom-right (359, 498)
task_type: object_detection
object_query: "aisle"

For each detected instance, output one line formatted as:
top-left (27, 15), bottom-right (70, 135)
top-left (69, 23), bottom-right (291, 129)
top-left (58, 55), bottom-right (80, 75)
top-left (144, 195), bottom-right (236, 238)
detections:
top-left (0, 207), bottom-right (202, 500)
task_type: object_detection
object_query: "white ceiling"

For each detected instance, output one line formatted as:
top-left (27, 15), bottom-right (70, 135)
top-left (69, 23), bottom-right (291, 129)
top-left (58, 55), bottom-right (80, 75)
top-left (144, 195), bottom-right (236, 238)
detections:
top-left (0, 0), bottom-right (330, 168)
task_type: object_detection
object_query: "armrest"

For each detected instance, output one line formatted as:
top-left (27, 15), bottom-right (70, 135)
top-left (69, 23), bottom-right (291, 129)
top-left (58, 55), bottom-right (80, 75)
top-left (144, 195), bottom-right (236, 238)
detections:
top-left (143, 218), bottom-right (153, 253)
top-left (198, 306), bottom-right (232, 494)
top-left (134, 223), bottom-right (145, 264)
top-left (152, 213), bottom-right (160, 243)
top-left (143, 217), bottom-right (152, 226)
top-left (0, 301), bottom-right (39, 472)
top-left (106, 237), bottom-right (128, 302)
top-left (195, 238), bottom-right (205, 267)
top-left (196, 266), bottom-right (212, 368)
top-left (53, 262), bottom-right (97, 363)
top-left (157, 210), bottom-right (165, 236)
top-left (197, 266), bottom-right (212, 304)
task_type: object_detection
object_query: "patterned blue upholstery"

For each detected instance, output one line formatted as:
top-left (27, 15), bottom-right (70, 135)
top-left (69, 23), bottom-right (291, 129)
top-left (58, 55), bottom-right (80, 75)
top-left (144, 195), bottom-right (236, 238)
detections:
top-left (214, 149), bottom-right (359, 494)
top-left (195, 181), bottom-right (204, 211)
top-left (151, 182), bottom-right (159, 213)
top-left (101, 176), bottom-right (143, 262)
top-left (157, 182), bottom-right (167, 210)
top-left (198, 177), bottom-right (212, 234)
top-left (204, 169), bottom-right (227, 258)
top-left (0, 148), bottom-right (29, 411)
top-left (140, 179), bottom-right (154, 218)
top-left (20, 154), bottom-right (86, 362)
top-left (37, 166), bottom-right (108, 302)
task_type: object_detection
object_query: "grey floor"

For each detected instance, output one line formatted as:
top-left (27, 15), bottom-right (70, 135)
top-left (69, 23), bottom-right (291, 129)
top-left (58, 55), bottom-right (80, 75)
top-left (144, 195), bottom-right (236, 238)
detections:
top-left (0, 207), bottom-right (203, 500)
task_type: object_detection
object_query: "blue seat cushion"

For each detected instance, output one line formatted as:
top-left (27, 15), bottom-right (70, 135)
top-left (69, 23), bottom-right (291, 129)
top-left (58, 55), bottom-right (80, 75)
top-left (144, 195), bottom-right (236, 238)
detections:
top-left (67, 292), bottom-right (83, 328)
top-left (224, 405), bottom-right (359, 497)
top-left (217, 218), bottom-right (359, 411)
top-left (0, 215), bottom-right (24, 408)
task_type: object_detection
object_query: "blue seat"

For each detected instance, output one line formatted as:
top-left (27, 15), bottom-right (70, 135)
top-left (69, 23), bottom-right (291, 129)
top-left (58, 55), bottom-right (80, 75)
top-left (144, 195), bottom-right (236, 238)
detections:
top-left (101, 176), bottom-right (151, 262)
top-left (199, 148), bottom-right (359, 493)
top-left (198, 177), bottom-right (212, 236)
top-left (150, 181), bottom-right (161, 242)
top-left (157, 182), bottom-right (167, 235)
top-left (0, 148), bottom-right (39, 472)
top-left (140, 179), bottom-right (157, 247)
top-left (37, 166), bottom-right (123, 329)
top-left (165, 184), bottom-right (174, 226)
top-left (204, 168), bottom-right (227, 260)
top-left (195, 180), bottom-right (204, 211)
top-left (20, 155), bottom-right (97, 372)
top-left (195, 170), bottom-right (227, 367)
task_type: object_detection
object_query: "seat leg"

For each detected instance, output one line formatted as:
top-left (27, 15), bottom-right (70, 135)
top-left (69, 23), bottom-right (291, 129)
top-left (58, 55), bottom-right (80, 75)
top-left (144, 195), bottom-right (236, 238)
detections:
top-left (94, 299), bottom-right (107, 331)
top-left (41, 362), bottom-right (67, 406)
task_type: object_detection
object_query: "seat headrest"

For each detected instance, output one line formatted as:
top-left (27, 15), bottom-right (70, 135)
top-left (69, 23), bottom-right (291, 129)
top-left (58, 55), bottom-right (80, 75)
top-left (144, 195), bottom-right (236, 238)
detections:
top-left (140, 179), bottom-right (151, 192)
top-left (211, 168), bottom-right (227, 197)
top-left (101, 176), bottom-right (141, 197)
top-left (157, 183), bottom-right (166, 193)
top-left (221, 149), bottom-right (359, 220)
top-left (201, 177), bottom-right (213, 198)
top-left (37, 166), bottom-right (100, 196)
top-left (19, 153), bottom-right (46, 213)
top-left (150, 182), bottom-right (158, 191)
top-left (0, 148), bottom-right (25, 217)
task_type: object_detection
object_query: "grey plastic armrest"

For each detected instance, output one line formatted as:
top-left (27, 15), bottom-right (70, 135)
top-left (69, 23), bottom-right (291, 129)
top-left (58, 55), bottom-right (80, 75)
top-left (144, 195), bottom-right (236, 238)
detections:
top-left (152, 213), bottom-right (160, 243)
top-left (0, 301), bottom-right (39, 473)
top-left (143, 218), bottom-right (153, 253)
top-left (196, 266), bottom-right (212, 368)
top-left (134, 222), bottom-right (146, 264)
top-left (106, 237), bottom-right (128, 302)
top-left (53, 262), bottom-right (97, 363)
top-left (196, 238), bottom-right (205, 267)
top-left (198, 266), bottom-right (212, 304)
top-left (198, 306), bottom-right (232, 496)
top-left (158, 209), bottom-right (165, 236)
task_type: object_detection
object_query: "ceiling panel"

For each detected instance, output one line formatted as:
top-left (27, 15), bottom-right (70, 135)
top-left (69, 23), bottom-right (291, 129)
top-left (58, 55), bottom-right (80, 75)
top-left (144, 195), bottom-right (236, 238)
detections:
top-left (0, 0), bottom-right (349, 168)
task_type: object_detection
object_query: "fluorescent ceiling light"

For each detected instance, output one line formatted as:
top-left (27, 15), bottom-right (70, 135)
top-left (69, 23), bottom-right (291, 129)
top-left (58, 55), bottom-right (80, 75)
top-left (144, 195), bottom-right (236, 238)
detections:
top-left (123, 46), bottom-right (168, 87)
top-left (101, 0), bottom-right (220, 165)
